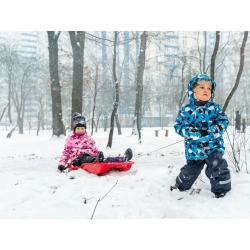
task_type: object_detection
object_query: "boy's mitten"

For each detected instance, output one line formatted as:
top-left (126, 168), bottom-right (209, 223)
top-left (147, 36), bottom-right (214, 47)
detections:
top-left (188, 127), bottom-right (201, 140)
top-left (200, 130), bottom-right (209, 136)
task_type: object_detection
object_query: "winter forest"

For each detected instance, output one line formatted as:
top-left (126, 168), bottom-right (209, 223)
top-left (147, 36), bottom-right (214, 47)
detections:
top-left (1, 0), bottom-right (250, 247)
top-left (0, 31), bottom-right (249, 140)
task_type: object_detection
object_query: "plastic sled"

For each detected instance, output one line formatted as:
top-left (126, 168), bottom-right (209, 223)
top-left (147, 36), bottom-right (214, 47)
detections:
top-left (67, 161), bottom-right (134, 175)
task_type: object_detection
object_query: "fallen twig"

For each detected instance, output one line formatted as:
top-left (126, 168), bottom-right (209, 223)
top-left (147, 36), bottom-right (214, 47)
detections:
top-left (52, 187), bottom-right (57, 194)
top-left (91, 180), bottom-right (118, 219)
top-left (84, 197), bottom-right (93, 204)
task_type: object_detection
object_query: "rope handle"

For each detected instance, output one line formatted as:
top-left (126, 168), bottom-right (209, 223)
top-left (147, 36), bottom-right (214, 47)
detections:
top-left (135, 140), bottom-right (183, 158)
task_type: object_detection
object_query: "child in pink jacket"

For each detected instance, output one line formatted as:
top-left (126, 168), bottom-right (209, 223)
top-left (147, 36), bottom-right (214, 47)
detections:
top-left (58, 112), bottom-right (133, 172)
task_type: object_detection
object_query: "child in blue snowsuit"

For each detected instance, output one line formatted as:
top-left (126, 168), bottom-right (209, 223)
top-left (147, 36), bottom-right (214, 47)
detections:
top-left (171, 74), bottom-right (231, 198)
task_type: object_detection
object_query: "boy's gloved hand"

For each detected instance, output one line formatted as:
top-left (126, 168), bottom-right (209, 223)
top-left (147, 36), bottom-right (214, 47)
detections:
top-left (187, 127), bottom-right (201, 141)
top-left (200, 130), bottom-right (209, 136)
top-left (190, 127), bottom-right (199, 132)
top-left (58, 165), bottom-right (66, 172)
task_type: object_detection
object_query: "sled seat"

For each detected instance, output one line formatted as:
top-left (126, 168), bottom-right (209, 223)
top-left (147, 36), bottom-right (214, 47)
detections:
top-left (67, 161), bottom-right (134, 175)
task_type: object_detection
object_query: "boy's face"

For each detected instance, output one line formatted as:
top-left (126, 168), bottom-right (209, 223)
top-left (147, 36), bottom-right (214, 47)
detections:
top-left (75, 127), bottom-right (86, 134)
top-left (194, 81), bottom-right (212, 101)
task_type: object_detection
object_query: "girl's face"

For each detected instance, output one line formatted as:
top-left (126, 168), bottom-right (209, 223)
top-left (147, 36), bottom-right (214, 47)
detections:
top-left (194, 81), bottom-right (212, 101)
top-left (75, 127), bottom-right (86, 134)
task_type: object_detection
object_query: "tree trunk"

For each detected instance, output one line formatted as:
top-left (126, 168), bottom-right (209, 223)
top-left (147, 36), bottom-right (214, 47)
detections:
top-left (107, 31), bottom-right (120, 148)
top-left (0, 102), bottom-right (8, 122)
top-left (17, 92), bottom-right (25, 134)
top-left (103, 111), bottom-right (108, 132)
top-left (36, 96), bottom-right (45, 136)
top-left (223, 31), bottom-right (248, 112)
top-left (6, 122), bottom-right (17, 138)
top-left (134, 31), bottom-right (147, 144)
top-left (210, 31), bottom-right (220, 79)
top-left (8, 73), bottom-right (12, 124)
top-left (115, 113), bottom-right (122, 135)
top-left (91, 65), bottom-right (98, 136)
top-left (18, 116), bottom-right (24, 134)
top-left (47, 31), bottom-right (65, 136)
top-left (37, 111), bottom-right (41, 136)
top-left (178, 56), bottom-right (188, 109)
top-left (203, 31), bottom-right (207, 73)
top-left (36, 110), bottom-right (45, 136)
top-left (69, 31), bottom-right (85, 130)
top-left (95, 108), bottom-right (103, 133)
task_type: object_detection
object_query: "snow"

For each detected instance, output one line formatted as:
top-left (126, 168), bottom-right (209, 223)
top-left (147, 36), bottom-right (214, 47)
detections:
top-left (1, 126), bottom-right (250, 249)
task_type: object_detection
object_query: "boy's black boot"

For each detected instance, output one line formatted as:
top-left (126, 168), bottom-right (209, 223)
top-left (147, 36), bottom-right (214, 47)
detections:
top-left (170, 183), bottom-right (185, 192)
top-left (214, 192), bottom-right (226, 198)
top-left (124, 148), bottom-right (133, 161)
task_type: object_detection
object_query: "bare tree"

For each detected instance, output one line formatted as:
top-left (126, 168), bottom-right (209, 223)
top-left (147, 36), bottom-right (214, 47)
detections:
top-left (69, 31), bottom-right (85, 129)
top-left (177, 53), bottom-right (189, 109)
top-left (220, 32), bottom-right (249, 172)
top-left (196, 32), bottom-right (203, 72)
top-left (90, 65), bottom-right (99, 136)
top-left (205, 31), bottom-right (240, 75)
top-left (11, 62), bottom-right (36, 134)
top-left (107, 31), bottom-right (120, 148)
top-left (36, 93), bottom-right (45, 136)
top-left (0, 43), bottom-right (19, 125)
top-left (223, 31), bottom-right (248, 112)
top-left (210, 31), bottom-right (220, 79)
top-left (82, 63), bottom-right (105, 135)
top-left (133, 31), bottom-right (147, 143)
top-left (47, 31), bottom-right (66, 136)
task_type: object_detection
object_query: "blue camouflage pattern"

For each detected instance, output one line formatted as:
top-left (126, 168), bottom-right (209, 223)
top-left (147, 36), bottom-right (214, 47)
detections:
top-left (174, 74), bottom-right (229, 160)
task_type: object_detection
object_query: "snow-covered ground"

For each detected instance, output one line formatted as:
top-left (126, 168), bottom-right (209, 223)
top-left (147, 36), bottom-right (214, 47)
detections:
top-left (1, 126), bottom-right (250, 248)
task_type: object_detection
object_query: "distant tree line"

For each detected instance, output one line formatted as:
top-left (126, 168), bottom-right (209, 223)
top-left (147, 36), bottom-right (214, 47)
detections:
top-left (0, 31), bottom-right (249, 145)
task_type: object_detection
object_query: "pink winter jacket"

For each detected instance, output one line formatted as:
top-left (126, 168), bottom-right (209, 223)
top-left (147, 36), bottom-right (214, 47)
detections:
top-left (59, 131), bottom-right (98, 166)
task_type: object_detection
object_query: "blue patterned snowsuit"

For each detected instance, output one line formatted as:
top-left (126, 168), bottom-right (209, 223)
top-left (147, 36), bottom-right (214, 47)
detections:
top-left (174, 74), bottom-right (231, 194)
